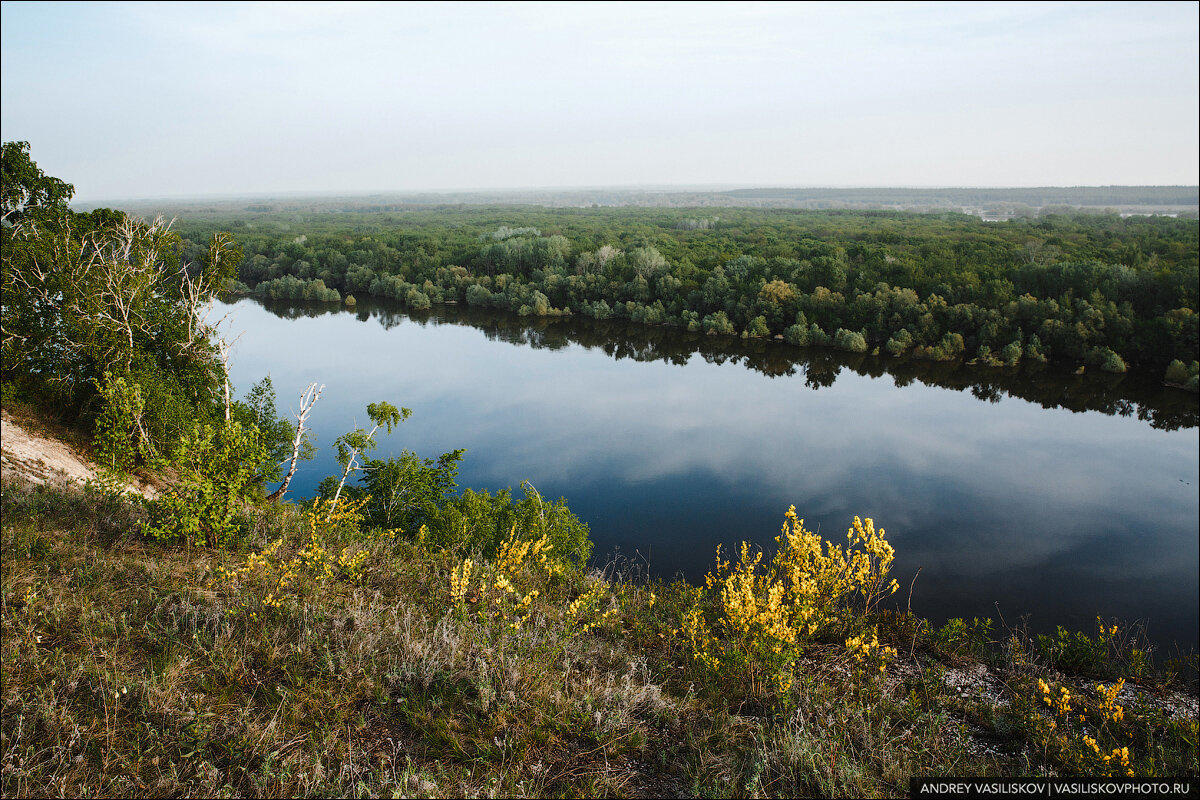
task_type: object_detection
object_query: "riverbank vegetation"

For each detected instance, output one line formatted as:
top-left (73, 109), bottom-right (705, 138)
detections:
top-left (172, 198), bottom-right (1197, 384)
top-left (3, 143), bottom-right (1197, 796)
top-left (250, 298), bottom-right (1200, 432)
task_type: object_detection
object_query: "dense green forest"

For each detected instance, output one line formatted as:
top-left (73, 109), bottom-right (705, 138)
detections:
top-left (173, 203), bottom-right (1199, 382)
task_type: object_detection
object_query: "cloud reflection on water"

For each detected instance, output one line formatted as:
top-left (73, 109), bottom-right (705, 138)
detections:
top-left (218, 299), bottom-right (1199, 650)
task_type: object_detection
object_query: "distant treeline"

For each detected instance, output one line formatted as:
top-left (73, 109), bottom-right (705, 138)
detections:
top-left (174, 205), bottom-right (1199, 380)
top-left (90, 186), bottom-right (1199, 218)
top-left (719, 186), bottom-right (1200, 209)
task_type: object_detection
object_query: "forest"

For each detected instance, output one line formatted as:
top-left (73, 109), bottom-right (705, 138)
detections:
top-left (170, 203), bottom-right (1200, 384)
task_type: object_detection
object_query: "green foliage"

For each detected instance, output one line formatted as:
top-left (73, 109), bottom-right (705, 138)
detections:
top-left (465, 283), bottom-right (492, 306)
top-left (430, 483), bottom-right (593, 568)
top-left (1164, 359), bottom-right (1189, 384)
top-left (1033, 617), bottom-right (1152, 679)
top-left (885, 328), bottom-right (913, 356)
top-left (930, 616), bottom-right (995, 660)
top-left (834, 327), bottom-right (868, 353)
top-left (143, 420), bottom-right (268, 548)
top-left (327, 401), bottom-right (413, 507)
top-left (2, 141), bottom-right (241, 456)
top-left (784, 322), bottom-right (810, 346)
top-left (333, 402), bottom-right (410, 471)
top-left (2, 141), bottom-right (73, 222)
top-left (1087, 346), bottom-right (1128, 374)
top-left (230, 375), bottom-right (304, 484)
top-left (1001, 340), bottom-right (1023, 366)
top-left (194, 201), bottom-right (1198, 373)
top-left (93, 371), bottom-right (149, 474)
top-left (254, 274), bottom-right (341, 302)
top-left (1164, 358), bottom-right (1199, 391)
top-left (703, 311), bottom-right (736, 336)
top-left (1038, 625), bottom-right (1106, 674)
top-left (743, 315), bottom-right (770, 338)
top-left (405, 286), bottom-right (432, 309)
top-left (367, 400), bottom-right (408, 434)
top-left (358, 448), bottom-right (465, 532)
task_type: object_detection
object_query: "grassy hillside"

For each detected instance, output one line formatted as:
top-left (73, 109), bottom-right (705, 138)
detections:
top-left (2, 436), bottom-right (1195, 797)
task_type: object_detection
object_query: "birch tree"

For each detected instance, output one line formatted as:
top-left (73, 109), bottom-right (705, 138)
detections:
top-left (266, 382), bottom-right (323, 503)
top-left (328, 401), bottom-right (411, 511)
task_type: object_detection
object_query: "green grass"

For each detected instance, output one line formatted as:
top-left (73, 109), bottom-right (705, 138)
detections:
top-left (2, 476), bottom-right (1196, 798)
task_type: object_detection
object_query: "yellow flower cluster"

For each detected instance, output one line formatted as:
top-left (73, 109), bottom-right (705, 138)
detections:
top-left (337, 547), bottom-right (370, 584)
top-left (214, 496), bottom-right (384, 616)
top-left (495, 527), bottom-right (557, 580)
top-left (510, 589), bottom-right (541, 630)
top-left (1096, 679), bottom-right (1125, 724)
top-left (566, 581), bottom-right (615, 634)
top-left (449, 558), bottom-right (474, 604)
top-left (846, 630), bottom-right (897, 673)
top-left (1034, 676), bottom-right (1136, 777)
top-left (1040, 680), bottom-right (1073, 716)
top-left (446, 527), bottom-right (587, 633)
top-left (684, 507), bottom-right (901, 698)
top-left (1083, 736), bottom-right (1131, 775)
top-left (305, 495), bottom-right (370, 535)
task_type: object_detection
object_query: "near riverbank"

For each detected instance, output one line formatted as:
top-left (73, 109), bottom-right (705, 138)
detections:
top-left (2, 404), bottom-right (1195, 797)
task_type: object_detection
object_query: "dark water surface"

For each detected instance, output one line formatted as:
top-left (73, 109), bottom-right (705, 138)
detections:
top-left (216, 297), bottom-right (1200, 653)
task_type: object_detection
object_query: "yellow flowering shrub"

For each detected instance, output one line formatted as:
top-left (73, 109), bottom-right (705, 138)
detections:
top-left (1030, 676), bottom-right (1137, 777)
top-left (447, 525), bottom-right (612, 634)
top-left (846, 628), bottom-right (897, 676)
top-left (682, 507), bottom-right (899, 699)
top-left (566, 579), bottom-right (617, 634)
top-left (449, 558), bottom-right (475, 604)
top-left (215, 495), bottom-right (383, 616)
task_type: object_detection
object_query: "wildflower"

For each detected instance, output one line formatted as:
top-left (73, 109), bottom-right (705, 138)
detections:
top-left (450, 559), bottom-right (474, 604)
top-left (685, 507), bottom-right (898, 696)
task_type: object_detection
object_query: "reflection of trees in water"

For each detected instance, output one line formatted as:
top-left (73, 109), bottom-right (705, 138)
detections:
top-left (253, 297), bottom-right (1198, 431)
top-left (257, 299), bottom-right (341, 321)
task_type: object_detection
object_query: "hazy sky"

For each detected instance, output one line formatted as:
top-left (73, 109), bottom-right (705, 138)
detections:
top-left (2, 1), bottom-right (1197, 201)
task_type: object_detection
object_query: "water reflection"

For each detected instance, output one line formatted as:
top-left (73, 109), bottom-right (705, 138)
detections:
top-left (218, 297), bottom-right (1199, 652)
top-left (256, 297), bottom-right (1198, 431)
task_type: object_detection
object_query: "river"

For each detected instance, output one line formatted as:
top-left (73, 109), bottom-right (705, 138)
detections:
top-left (216, 297), bottom-right (1200, 653)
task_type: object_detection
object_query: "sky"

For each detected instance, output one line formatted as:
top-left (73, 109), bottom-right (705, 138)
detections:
top-left (2, 1), bottom-right (1197, 202)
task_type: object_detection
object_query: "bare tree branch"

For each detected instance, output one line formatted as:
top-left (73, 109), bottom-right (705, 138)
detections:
top-left (266, 382), bottom-right (323, 503)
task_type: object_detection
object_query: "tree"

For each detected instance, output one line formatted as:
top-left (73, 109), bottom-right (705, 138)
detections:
top-left (251, 379), bottom-right (322, 502)
top-left (2, 141), bottom-right (242, 459)
top-left (328, 401), bottom-right (412, 509)
top-left (359, 448), bottom-right (465, 531)
top-left (628, 246), bottom-right (667, 279)
top-left (1, 141), bottom-right (73, 225)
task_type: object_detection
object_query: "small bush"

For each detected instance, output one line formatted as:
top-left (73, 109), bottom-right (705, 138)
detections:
top-left (93, 371), bottom-right (149, 473)
top-left (682, 508), bottom-right (899, 700)
top-left (143, 419), bottom-right (268, 549)
top-left (833, 328), bottom-right (868, 353)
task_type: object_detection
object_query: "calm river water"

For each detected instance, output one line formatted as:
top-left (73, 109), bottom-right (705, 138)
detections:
top-left (216, 297), bottom-right (1200, 653)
